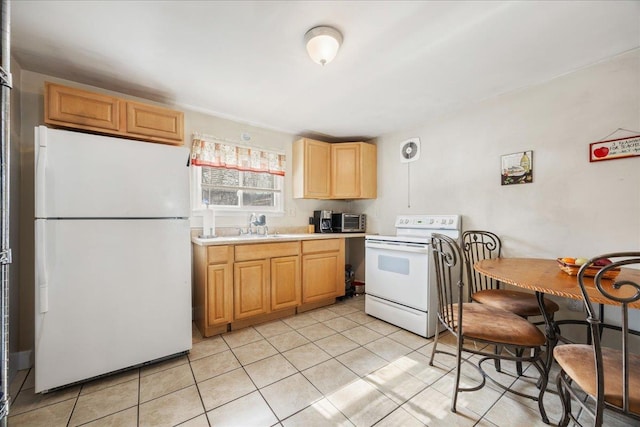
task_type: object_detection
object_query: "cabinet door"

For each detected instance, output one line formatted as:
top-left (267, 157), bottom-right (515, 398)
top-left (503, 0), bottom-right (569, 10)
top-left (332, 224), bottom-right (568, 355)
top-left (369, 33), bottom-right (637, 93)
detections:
top-left (293, 138), bottom-right (331, 199)
top-left (271, 256), bottom-right (300, 311)
top-left (234, 260), bottom-right (270, 319)
top-left (206, 263), bottom-right (233, 327)
top-left (359, 142), bottom-right (377, 199)
top-left (302, 253), bottom-right (341, 303)
top-left (125, 101), bottom-right (184, 145)
top-left (331, 143), bottom-right (361, 198)
top-left (45, 82), bottom-right (121, 132)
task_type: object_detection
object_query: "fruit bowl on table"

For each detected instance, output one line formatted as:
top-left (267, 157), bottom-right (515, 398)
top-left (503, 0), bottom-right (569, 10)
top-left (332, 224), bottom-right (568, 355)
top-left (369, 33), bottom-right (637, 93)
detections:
top-left (556, 258), bottom-right (620, 279)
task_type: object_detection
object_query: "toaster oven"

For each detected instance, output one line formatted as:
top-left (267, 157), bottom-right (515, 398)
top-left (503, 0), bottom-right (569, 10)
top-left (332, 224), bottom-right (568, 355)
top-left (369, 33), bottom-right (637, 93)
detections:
top-left (331, 213), bottom-right (366, 233)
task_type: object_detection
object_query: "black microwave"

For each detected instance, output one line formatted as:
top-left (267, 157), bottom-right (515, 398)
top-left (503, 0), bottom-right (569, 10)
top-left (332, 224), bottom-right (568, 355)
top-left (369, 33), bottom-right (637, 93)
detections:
top-left (331, 213), bottom-right (366, 233)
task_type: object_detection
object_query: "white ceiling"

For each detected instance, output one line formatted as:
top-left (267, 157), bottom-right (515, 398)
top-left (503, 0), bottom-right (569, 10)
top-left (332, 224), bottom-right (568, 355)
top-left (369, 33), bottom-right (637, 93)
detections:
top-left (10, 1), bottom-right (640, 141)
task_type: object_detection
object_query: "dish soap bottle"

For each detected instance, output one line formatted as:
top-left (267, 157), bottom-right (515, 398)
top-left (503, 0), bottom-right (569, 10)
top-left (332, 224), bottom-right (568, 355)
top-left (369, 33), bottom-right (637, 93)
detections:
top-left (520, 152), bottom-right (531, 173)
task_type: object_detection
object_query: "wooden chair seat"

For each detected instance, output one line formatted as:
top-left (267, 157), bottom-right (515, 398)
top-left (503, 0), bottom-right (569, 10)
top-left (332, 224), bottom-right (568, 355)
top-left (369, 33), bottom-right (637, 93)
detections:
top-left (473, 288), bottom-right (560, 317)
top-left (453, 303), bottom-right (547, 347)
top-left (554, 344), bottom-right (640, 415)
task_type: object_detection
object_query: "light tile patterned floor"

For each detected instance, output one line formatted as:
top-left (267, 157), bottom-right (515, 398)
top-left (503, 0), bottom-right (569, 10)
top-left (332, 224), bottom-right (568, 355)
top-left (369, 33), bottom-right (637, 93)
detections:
top-left (7, 295), bottom-right (625, 426)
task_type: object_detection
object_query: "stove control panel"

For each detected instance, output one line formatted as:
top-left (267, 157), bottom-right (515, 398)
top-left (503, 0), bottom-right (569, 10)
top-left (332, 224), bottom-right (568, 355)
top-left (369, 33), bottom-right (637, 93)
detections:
top-left (394, 214), bottom-right (461, 230)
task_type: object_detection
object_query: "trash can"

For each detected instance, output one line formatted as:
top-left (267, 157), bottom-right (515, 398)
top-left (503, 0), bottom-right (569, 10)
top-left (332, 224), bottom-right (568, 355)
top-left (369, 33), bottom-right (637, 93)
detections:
top-left (344, 264), bottom-right (355, 298)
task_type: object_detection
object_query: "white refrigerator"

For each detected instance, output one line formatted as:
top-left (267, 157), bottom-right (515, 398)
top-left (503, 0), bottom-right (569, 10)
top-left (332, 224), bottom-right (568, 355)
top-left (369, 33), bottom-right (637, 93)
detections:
top-left (34, 126), bottom-right (192, 393)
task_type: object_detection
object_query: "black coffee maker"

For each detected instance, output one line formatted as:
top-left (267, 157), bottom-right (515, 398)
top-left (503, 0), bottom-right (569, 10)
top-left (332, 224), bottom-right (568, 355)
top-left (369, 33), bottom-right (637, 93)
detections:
top-left (313, 210), bottom-right (333, 233)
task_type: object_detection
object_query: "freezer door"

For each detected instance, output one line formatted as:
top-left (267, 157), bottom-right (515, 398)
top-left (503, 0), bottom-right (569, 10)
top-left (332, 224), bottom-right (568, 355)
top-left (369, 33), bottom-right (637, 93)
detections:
top-left (34, 218), bottom-right (191, 393)
top-left (35, 126), bottom-right (190, 218)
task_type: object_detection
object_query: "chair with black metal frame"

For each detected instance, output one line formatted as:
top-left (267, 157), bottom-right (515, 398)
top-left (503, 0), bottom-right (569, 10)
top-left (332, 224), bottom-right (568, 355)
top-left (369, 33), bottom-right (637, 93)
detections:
top-left (555, 252), bottom-right (640, 427)
top-left (462, 230), bottom-right (560, 374)
top-left (429, 233), bottom-right (550, 423)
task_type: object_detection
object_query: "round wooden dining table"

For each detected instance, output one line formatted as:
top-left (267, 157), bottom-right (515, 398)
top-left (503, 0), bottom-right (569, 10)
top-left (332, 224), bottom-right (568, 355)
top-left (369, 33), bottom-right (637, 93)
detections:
top-left (474, 257), bottom-right (640, 374)
top-left (474, 258), bottom-right (640, 309)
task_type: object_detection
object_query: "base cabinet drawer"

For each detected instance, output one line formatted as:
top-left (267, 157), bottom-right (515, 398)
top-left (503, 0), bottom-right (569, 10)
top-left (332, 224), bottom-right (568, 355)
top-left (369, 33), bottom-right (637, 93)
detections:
top-left (302, 239), bottom-right (342, 254)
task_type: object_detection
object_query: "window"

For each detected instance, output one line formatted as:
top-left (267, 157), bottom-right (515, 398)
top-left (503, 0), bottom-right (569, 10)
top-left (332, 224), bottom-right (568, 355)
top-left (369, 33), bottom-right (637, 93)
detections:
top-left (193, 166), bottom-right (283, 212)
top-left (190, 135), bottom-right (286, 214)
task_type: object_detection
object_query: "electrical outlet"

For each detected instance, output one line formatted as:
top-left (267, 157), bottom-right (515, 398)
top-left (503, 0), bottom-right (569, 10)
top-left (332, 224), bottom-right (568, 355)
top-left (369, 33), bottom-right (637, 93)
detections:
top-left (567, 299), bottom-right (583, 312)
top-left (286, 207), bottom-right (296, 216)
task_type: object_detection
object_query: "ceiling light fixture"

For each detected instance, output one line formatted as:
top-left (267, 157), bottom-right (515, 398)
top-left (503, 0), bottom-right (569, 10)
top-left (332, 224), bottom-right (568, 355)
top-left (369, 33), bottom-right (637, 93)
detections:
top-left (304, 26), bottom-right (343, 66)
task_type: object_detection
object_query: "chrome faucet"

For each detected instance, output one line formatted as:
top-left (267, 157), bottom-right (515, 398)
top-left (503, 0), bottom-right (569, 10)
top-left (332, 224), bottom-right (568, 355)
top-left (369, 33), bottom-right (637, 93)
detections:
top-left (249, 213), bottom-right (257, 234)
top-left (249, 213), bottom-right (267, 235)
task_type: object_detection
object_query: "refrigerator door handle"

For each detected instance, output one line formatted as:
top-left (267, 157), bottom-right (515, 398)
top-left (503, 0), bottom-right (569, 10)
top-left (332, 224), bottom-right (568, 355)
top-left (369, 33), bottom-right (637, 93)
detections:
top-left (35, 220), bottom-right (49, 313)
top-left (35, 135), bottom-right (47, 218)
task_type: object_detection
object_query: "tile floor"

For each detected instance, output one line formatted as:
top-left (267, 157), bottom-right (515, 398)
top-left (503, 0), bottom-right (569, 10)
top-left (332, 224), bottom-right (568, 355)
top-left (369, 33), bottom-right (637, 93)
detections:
top-left (5, 295), bottom-right (633, 426)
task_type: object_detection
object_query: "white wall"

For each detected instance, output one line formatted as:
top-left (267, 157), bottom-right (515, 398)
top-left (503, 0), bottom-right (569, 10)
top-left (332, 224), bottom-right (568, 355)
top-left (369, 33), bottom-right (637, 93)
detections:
top-left (352, 49), bottom-right (640, 331)
top-left (357, 49), bottom-right (639, 255)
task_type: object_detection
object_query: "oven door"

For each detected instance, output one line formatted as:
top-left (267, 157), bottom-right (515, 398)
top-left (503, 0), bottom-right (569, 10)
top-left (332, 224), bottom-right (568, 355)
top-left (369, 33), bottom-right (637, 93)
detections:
top-left (365, 239), bottom-right (430, 311)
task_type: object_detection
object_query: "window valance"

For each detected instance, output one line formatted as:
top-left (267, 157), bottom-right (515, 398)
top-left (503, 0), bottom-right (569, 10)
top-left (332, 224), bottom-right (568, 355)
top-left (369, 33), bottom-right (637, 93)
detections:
top-left (191, 135), bottom-right (286, 176)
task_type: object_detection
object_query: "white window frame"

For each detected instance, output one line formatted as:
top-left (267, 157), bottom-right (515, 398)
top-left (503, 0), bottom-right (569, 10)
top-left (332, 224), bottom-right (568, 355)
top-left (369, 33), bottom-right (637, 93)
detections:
top-left (191, 165), bottom-right (284, 216)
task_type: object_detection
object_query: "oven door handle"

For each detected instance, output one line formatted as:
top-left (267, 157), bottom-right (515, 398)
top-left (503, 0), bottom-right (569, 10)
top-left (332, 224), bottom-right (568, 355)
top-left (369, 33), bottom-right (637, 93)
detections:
top-left (365, 241), bottom-right (429, 254)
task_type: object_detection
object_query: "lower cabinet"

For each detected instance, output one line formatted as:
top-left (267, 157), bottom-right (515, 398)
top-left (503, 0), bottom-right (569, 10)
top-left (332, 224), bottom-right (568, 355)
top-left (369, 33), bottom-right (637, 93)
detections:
top-left (193, 245), bottom-right (234, 337)
top-left (234, 259), bottom-right (270, 320)
top-left (193, 238), bottom-right (344, 337)
top-left (234, 242), bottom-right (301, 322)
top-left (271, 256), bottom-right (301, 310)
top-left (207, 263), bottom-right (233, 325)
top-left (302, 239), bottom-right (345, 303)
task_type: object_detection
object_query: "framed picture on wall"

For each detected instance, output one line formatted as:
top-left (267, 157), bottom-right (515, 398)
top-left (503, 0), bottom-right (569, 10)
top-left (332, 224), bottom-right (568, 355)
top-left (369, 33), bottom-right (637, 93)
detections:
top-left (501, 151), bottom-right (533, 185)
top-left (589, 134), bottom-right (640, 162)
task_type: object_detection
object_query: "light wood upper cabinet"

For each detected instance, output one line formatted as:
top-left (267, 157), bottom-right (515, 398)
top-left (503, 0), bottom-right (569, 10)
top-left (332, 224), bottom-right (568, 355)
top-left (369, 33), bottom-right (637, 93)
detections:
top-left (293, 138), bottom-right (331, 199)
top-left (331, 142), bottom-right (377, 199)
top-left (125, 101), bottom-right (184, 143)
top-left (293, 138), bottom-right (377, 199)
top-left (45, 83), bottom-right (121, 132)
top-left (45, 82), bottom-right (184, 145)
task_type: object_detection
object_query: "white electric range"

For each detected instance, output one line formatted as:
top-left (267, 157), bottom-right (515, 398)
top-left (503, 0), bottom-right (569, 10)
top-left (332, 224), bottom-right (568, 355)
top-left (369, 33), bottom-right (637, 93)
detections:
top-left (365, 214), bottom-right (461, 337)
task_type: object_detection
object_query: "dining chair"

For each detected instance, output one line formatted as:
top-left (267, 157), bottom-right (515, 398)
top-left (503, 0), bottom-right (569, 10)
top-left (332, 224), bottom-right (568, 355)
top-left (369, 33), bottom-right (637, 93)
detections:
top-left (462, 230), bottom-right (560, 374)
top-left (429, 233), bottom-right (549, 423)
top-left (462, 230), bottom-right (560, 317)
top-left (554, 252), bottom-right (640, 427)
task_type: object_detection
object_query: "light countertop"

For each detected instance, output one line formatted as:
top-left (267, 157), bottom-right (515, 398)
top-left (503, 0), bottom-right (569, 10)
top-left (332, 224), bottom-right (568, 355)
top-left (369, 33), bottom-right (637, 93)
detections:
top-left (192, 233), bottom-right (367, 246)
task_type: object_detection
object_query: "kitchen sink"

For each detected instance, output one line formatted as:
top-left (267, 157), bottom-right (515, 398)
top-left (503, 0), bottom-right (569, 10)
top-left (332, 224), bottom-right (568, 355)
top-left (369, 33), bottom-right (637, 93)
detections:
top-left (195, 233), bottom-right (308, 243)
